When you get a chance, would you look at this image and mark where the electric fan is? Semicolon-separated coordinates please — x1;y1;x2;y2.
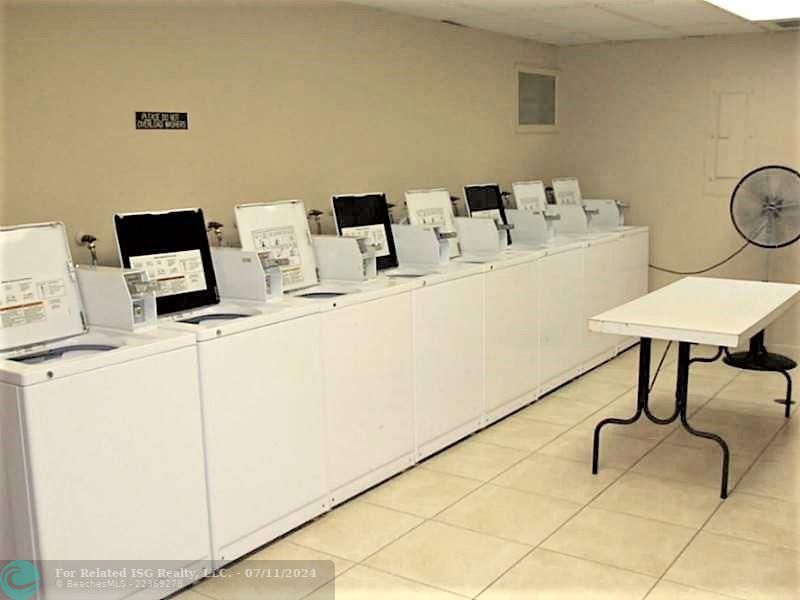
724;165;800;372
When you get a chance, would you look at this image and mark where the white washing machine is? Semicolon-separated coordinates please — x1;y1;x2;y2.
410;261;486;459
0;222;210;600
235;199;418;507
113;208;329;567
405;188;462;260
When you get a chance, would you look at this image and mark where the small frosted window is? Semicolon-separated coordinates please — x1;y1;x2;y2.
518;71;556;127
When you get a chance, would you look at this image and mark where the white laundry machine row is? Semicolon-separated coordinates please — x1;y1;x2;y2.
410;225;649;459
111;206;425;568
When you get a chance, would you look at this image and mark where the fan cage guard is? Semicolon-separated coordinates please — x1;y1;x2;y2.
730;164;800;250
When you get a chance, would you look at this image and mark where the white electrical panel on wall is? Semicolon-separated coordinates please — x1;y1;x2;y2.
705;88;755;196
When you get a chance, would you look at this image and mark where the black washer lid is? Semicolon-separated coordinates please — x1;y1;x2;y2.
114;208;219;315
331;193;399;271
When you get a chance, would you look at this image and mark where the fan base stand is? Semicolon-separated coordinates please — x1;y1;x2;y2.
723;331;797;372
723;330;796;418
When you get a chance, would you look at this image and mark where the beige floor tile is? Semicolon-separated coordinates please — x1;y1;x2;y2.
592;473;721;529
737;457;800;504
665;408;784;455
650;375;729;401
763;426;800;457
632;443;756;491
422;439;529;481
548;378;633;406
705;492;800;551
645;580;736;600
492;454;623;504
306;565;464;600
542;507;695;577
583;365;640;387
728;370;791;393
288;501;422;562
703;395;789;419
365;521;530;598
605;389;710;419
515;395;601;426
597;355;639;372
539;429;659;471
195;539;348;600
479;548;655;600
666;532;800;600
436;484;581;545
760;441;799;464
361;467;482;517
171;591;214;600
248;538;353;574
573;400;679;442
661;353;739;381
474;417;568;452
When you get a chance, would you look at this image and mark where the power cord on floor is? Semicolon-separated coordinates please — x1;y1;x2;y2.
649;341;672;392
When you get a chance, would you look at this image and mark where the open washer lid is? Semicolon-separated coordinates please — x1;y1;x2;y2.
512;180;548;213
331;193;399;271
114;208;220;315
404;188;461;258
235;199;319;292
463;183;512;245
0;222;87;353
552;177;583;206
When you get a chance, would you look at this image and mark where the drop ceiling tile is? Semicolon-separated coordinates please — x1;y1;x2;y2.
599;0;748;27
675;21;766;35
527;6;672;39
346;0;771;44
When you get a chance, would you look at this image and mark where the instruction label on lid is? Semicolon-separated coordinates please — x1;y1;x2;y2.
473;209;502;222
129;249;207;298
415;207;446;228
0;276;66;329
341;224;390;258
251;225;304;286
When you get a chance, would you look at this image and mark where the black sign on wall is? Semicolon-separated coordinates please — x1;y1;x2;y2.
135;112;188;130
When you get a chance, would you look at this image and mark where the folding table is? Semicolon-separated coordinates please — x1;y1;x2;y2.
588;277;800;498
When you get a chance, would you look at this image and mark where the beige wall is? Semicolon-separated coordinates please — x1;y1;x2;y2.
1;2;558;263
558;32;800;348
3;4;799;346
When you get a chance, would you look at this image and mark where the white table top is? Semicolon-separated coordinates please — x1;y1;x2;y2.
589;277;800;347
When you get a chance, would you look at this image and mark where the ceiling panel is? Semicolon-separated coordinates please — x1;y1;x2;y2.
600;0;754;27
345;0;769;45
521;6;673;39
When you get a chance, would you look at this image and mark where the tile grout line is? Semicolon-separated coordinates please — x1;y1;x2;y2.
285;380;615;594
282;359;786;599
470;372;657;599
292;370;641;598
640;369;795;598
182;356;790;600
654;580;751;600
361;367;685;596
491;368;737;599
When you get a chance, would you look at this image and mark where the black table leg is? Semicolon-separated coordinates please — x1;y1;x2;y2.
676;341;730;499
592;338;732;499
592;337;651;474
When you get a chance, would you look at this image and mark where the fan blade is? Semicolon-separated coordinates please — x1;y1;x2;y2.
731;166;800;248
